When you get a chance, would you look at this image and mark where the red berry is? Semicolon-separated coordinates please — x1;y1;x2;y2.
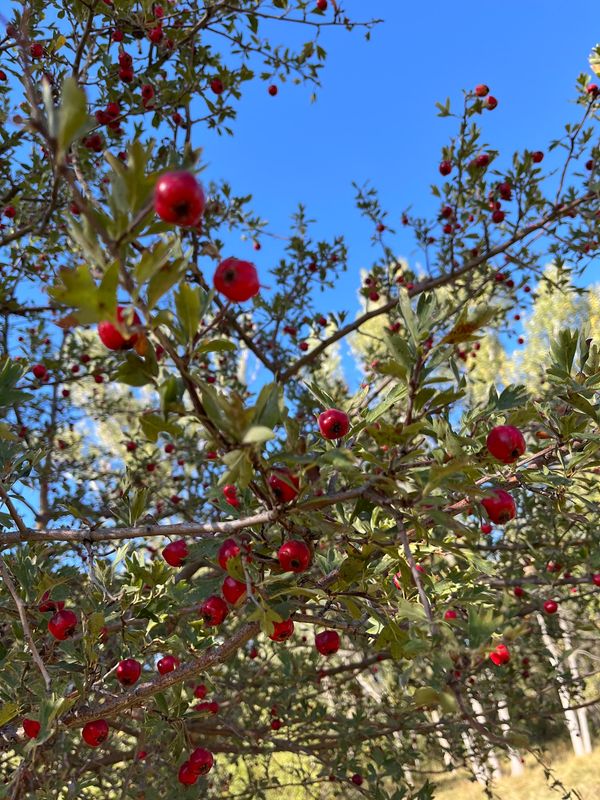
112;30;124;42
592;573;600;587
514;586;524;598
30;43;44;59
269;618;294;642
544;599;558;615
486;425;526;463
116;658;142;686
474;84;489;97
393;571;403;590
532;151;544;163
481;488;516;524
82;719;109;747
148;26;163;43
492;209;505;223
480;523;493;535
271;719;283;730
48;609;77;640
210;77;224;95
473;153;490;168
222;576;247;605
217;538;240;570
200;595;229;626
162;539;188;567
315;629;340;655
351;774;364;786
154;171;206;227
439;160;452;176
444;609;458;620
486;95;498;110
194;700;219;715
269;469;300;503
489;643;510;666
178;762;198;785
277;539;311;573
32;364;47;380
22;719;41;739
316;0;328;9
38;591;65;613
213;257;260;302
193;683;207;699
156;654;179;674
318;408;350;439
268;84;278;96
98;306;141;351
189;747;214;775
587;83;599;97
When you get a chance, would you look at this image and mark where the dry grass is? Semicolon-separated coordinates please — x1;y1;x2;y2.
433;744;600;799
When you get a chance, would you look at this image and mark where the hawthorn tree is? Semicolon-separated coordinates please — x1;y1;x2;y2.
0;1;600;798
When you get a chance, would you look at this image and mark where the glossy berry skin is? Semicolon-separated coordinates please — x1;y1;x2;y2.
486;95;498;110
474;83;489;97
351;774;364;786
268;84;278;96
210;77;224;94
271;719;282;730
23;719;41;739
222;575;247;605
532;150;544;163
178;762;198;785
48;609;77;640
481;488;516;524
194;700;219;715
269;618;294;642
481;523;493;535
115;658;142;686
193;683;207;699
156;654;179;675
189;747;214;775
316;0;328;8
154;171;206;227
439;160;452;176
218;537;240;570
269;469;300;503
32;364;47;379
489;643;510;666
213;257;259;302
444;609;458;620
82;719;109;747
592;574;600;587
200;595;229;626
486;425;526;463
318;408;350;439
162;539;188;567
277;539;312;573
98;306;141;350
315;629;340;655
544;599;558;615
514;586;525;598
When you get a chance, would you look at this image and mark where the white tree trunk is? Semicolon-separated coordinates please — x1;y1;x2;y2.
537;612;585;756
496;698;524;776
469;695;502;780
430;709;455;767
461;730;490;785
557;609;593;754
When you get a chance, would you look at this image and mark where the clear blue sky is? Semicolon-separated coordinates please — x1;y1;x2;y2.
200;0;600;318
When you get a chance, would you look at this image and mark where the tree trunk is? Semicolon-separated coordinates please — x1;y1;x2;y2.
557;609;593;754
496;698;524;776
469;695;502;780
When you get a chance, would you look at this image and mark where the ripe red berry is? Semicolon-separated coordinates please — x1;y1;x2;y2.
98;306;141;351
269;469;300;503
439;160;452;176
473;153;490;168
48;609;78;640
392;571;403;590
268;84;278;96
217;538;241;570
269;618;294;642
481;488;516;524
315;629;340;655
22;719;41;739
223;484;240;508
148;26;163;44
222;576;247;605
592;573;600;587
162;539;188;567
116;658;142;686
486;95;498;110
277;539;312;573
486;425;526;464
189;747;214;775
544;599;558;615
200;595;229;626
514;586;524;598
154;171;206;227
489;643;510;666
587;83;599;97
480;523;493;535
82;719;109;747
38;591;65;613
351;774;364;786
156;654;180;675
532;150;544;163
213;257;260;302
194;700;219;715
271;718;283;730
178;762;198;785
30;43;44;59
193;684;207;699
474;84;489;97
210;77;224;95
492;209;505;223
318;408;350;439
444;609;458;620
316;0;328;9
32;364;47;379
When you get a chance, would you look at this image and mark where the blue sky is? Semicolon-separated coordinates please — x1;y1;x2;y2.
200;0;600;318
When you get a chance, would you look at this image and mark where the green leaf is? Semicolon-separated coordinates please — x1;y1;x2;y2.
57;77;92;156
0;702;19;727
174;284;201;343
0;358;32;412
48;262;118;324
140;413;183;443
252;382;283;428
134;238;179;286
146;258;187;309
242;425;275;444
194;339;236;356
